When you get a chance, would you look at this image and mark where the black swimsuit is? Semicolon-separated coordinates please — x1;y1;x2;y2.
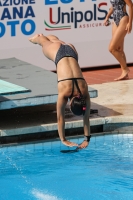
110;0;128;26
55;44;84;98
55;44;78;66
58;78;85;98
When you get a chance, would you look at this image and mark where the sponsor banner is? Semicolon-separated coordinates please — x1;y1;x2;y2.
0;0;132;70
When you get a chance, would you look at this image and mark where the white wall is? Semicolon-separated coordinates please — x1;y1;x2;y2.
0;0;132;70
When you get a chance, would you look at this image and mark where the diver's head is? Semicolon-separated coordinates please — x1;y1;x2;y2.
69;95;86;116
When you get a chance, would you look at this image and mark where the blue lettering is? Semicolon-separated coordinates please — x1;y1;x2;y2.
29;0;35;3
0;22;5;37
24;6;35;18
0;6;35;20
45;0;58;5
84;10;93;21
22;0;35;4
14;0;21;6
13;7;23;19
74;11;83;28
7;20;19;36
22;0;28;4
21;19;35;35
0;0;36;6
1;8;11;20
0;19;36;37
98;8;107;20
71;7;74;22
45;0;86;5
94;4;96;21
3;0;9;6
62;12;70;23
61;0;72;3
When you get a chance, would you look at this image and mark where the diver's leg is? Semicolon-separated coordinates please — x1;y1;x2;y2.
29;34;49;46
109;17;129;80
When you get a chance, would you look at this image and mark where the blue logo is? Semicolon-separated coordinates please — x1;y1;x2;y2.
45;0;86;5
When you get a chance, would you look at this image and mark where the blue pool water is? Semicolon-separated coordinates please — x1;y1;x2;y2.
0;134;133;200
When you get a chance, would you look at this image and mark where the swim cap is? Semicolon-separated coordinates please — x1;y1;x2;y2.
70;95;86;116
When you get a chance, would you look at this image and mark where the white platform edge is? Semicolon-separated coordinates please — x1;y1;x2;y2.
0;89;98;110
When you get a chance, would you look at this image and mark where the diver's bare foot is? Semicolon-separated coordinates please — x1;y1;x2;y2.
114;69;130;81
114;74;129;81
29;34;43;45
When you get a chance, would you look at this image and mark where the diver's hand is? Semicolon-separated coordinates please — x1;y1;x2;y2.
104;18;111;26
78;140;89;149
62;140;78;147
125;23;132;34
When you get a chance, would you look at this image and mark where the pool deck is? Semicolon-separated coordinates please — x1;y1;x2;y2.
0;59;133;143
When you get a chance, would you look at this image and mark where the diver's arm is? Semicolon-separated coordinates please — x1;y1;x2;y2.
79;93;91;149
57;94;66;142
125;0;133;33
106;6;114;19
104;6;113;26
57;94;78;147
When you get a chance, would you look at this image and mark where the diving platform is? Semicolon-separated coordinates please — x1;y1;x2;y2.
0;58;98;110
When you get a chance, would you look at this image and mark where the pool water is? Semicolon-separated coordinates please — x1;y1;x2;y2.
0;134;133;200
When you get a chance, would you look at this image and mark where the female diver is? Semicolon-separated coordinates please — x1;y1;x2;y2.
29;34;91;149
104;0;133;81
